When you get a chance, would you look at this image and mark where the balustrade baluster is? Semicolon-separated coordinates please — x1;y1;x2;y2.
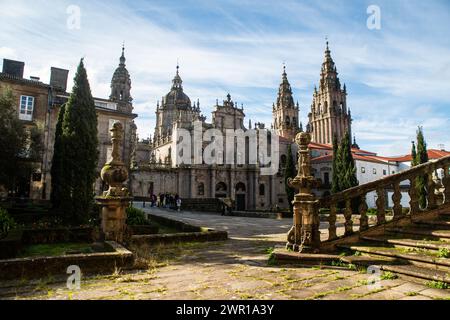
408;176;419;215
443;165;450;205
328;204;337;240
427;166;438;210
376;188;386;224
392;182;403;218
359;194;369;231
344;198;353;236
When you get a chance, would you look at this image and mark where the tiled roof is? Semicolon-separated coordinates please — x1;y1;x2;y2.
0;72;49;89
311;153;389;165
383;149;450;162
309;141;377;156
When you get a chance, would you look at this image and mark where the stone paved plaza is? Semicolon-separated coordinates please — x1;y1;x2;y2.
0;205;449;300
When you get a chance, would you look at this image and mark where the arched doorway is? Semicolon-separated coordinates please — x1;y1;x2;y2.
215;182;227;198
235;182;246;211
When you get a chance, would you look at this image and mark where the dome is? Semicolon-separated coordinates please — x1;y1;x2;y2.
163;66;191;110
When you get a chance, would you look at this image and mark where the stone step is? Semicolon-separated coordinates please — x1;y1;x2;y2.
386;227;450;241
381;264;450;284
337;244;450;272
413;220;450;229
361;235;450;251
340;254;400;266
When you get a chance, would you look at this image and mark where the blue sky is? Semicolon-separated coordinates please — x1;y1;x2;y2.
1;0;450;156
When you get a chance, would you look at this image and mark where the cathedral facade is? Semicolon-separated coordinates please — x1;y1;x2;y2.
130;65;295;211
129;42;357;211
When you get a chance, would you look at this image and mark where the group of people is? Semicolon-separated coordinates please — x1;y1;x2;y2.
148;193;182;212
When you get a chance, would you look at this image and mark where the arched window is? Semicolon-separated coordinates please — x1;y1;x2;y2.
236;182;246;193
259;184;265;196
216;182;227;193
324;101;328;113
286;116;290;125
293;117;297;127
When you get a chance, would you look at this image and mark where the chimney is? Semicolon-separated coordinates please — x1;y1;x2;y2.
2;59;25;78
50;67;69;92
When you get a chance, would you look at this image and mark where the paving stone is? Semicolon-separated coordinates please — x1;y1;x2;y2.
419;288;450;299
390;282;428;294
399;295;433;300
2;208;446;300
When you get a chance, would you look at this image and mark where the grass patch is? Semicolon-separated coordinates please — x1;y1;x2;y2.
380;271;398;280
437;248;450;258
405;291;419;296
18;243;93;258
426;280;449;290
268;253;277;266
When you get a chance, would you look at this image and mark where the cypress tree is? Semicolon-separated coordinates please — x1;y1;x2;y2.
411;141;418;167
331;135;340;194
338;132;358;191
284;144;296;214
50;104;66;211
61;59;99;224
415;126;428;209
337;132;359;212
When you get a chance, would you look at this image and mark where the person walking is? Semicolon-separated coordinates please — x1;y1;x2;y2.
176;197;182;212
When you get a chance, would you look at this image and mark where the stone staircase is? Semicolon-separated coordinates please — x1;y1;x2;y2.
307;155;450;285
335;209;450;284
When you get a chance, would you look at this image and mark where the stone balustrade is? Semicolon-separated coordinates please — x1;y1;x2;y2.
319;155;450;242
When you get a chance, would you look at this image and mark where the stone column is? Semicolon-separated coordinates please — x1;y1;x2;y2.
96;122;131;243
286;132;321;253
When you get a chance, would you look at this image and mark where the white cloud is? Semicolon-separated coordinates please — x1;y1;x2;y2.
1;0;449;157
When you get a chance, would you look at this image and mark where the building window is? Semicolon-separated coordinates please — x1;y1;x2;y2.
278;198;284;204
361;167;366;174
280;155;287;168
198;183;205;196
373;168;377;174
383;169;387;175
392;171;396;174
324;172;330;186
259;184;265;196
19;95;34;121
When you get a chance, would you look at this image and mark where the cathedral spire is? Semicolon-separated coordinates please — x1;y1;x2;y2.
120;44;126;66
272;64;299;141
110;44;132;109
308;41;350;145
172;64;183;90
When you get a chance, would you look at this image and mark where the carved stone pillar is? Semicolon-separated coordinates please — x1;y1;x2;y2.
96;122;131;243
286;132;321;253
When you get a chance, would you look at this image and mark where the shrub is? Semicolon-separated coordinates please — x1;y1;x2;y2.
126;206;148;226
0;208;16;239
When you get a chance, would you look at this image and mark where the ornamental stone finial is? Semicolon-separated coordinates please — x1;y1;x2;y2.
100;122;129;197
286;131;321;253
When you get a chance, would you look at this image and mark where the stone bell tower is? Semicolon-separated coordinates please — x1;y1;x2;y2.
308;41;352;145
110;45;133;113
273;65;300;141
